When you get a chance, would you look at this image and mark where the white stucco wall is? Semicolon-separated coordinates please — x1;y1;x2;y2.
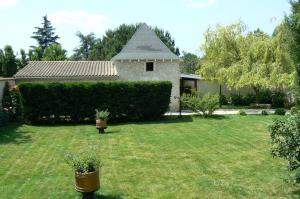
115;60;180;111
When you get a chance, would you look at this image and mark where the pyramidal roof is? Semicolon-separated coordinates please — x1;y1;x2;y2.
111;24;180;61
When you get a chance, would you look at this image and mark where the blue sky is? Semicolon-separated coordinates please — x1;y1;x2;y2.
0;0;291;57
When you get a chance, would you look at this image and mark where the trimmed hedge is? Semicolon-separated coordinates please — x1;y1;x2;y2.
18;81;172;124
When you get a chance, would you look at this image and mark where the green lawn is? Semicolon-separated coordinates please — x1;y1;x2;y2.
0;116;299;198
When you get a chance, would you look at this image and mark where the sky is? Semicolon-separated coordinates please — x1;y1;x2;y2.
0;0;292;57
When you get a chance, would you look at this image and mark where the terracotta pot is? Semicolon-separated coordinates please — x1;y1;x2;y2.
96;119;107;129
75;169;100;193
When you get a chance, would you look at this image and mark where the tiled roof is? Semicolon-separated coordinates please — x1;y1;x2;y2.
15;61;118;80
111;24;180;61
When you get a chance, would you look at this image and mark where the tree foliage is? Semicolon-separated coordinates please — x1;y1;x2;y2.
42;44;67;61
180;51;200;74
31;15;60;51
72;32;96;60
17;49;28;69
286;0;300;104
73;23;180;61
0;45;17;77
199;22;295;102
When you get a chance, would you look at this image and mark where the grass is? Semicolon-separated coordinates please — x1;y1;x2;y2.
0;115;299;198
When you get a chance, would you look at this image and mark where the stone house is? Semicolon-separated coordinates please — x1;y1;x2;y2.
14;24;181;111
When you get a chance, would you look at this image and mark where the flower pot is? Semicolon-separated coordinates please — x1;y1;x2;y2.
96;119;107;129
75;169;100;193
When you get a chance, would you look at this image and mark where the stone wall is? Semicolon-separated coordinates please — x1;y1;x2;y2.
115;60;180;111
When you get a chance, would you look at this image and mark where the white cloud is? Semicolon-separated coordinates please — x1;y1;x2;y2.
186;0;216;8
0;0;16;8
49;10;111;33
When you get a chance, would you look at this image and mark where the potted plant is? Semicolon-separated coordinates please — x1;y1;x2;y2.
95;109;110;133
65;151;102;195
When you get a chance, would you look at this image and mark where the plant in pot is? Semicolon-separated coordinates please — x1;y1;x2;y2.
95;109;110;133
65;151;102;198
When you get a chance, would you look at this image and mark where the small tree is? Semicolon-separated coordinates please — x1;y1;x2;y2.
181;91;219;117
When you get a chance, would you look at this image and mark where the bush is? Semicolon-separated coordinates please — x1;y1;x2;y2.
230;93;255;106
271;90;286;108
261;110;269;116
257;90;272;104
238;110;247;116
275;108;286;115
220;94;228;105
95;109;110;120
290;107;299;115
0;110;9;127
65;151;102;173
181;92;219;117
269;112;300;183
2;82;22;122
18;81;172;124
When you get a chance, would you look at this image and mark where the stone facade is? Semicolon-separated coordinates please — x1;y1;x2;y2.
115;60;180;111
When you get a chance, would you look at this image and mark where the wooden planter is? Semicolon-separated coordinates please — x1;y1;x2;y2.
75;169;100;193
96;119;107;129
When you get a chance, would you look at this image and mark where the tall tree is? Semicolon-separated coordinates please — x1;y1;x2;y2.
71;32;96;60
31;15;60;51
88;23;180;60
0;49;4;76
42;44;67;61
17;49;28;69
1;45;17;77
180;51;200;74
199;22;294;102
286;0;300;104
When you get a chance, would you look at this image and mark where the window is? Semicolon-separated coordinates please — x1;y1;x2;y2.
146;62;154;72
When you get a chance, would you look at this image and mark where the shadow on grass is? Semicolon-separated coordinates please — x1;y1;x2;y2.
192;115;229;120
94;194;123;199
0;123;31;145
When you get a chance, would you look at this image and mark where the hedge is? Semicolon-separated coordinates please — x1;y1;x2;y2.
18;81;172;124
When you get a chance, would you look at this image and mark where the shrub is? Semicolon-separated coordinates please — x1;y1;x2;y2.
275;108;286;115
238;110;247;116
261;110;269;116
0;110;9;127
290;107;299;115
230;94;243;106
181;92;219;117
95;109;110;120
230;93;255;106
269;112;300;183
220;94;228;105
257;90;272;104
271;90;287;108
244;94;256;105
18;81;172;124
65;151;102;173
2;82;22;122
